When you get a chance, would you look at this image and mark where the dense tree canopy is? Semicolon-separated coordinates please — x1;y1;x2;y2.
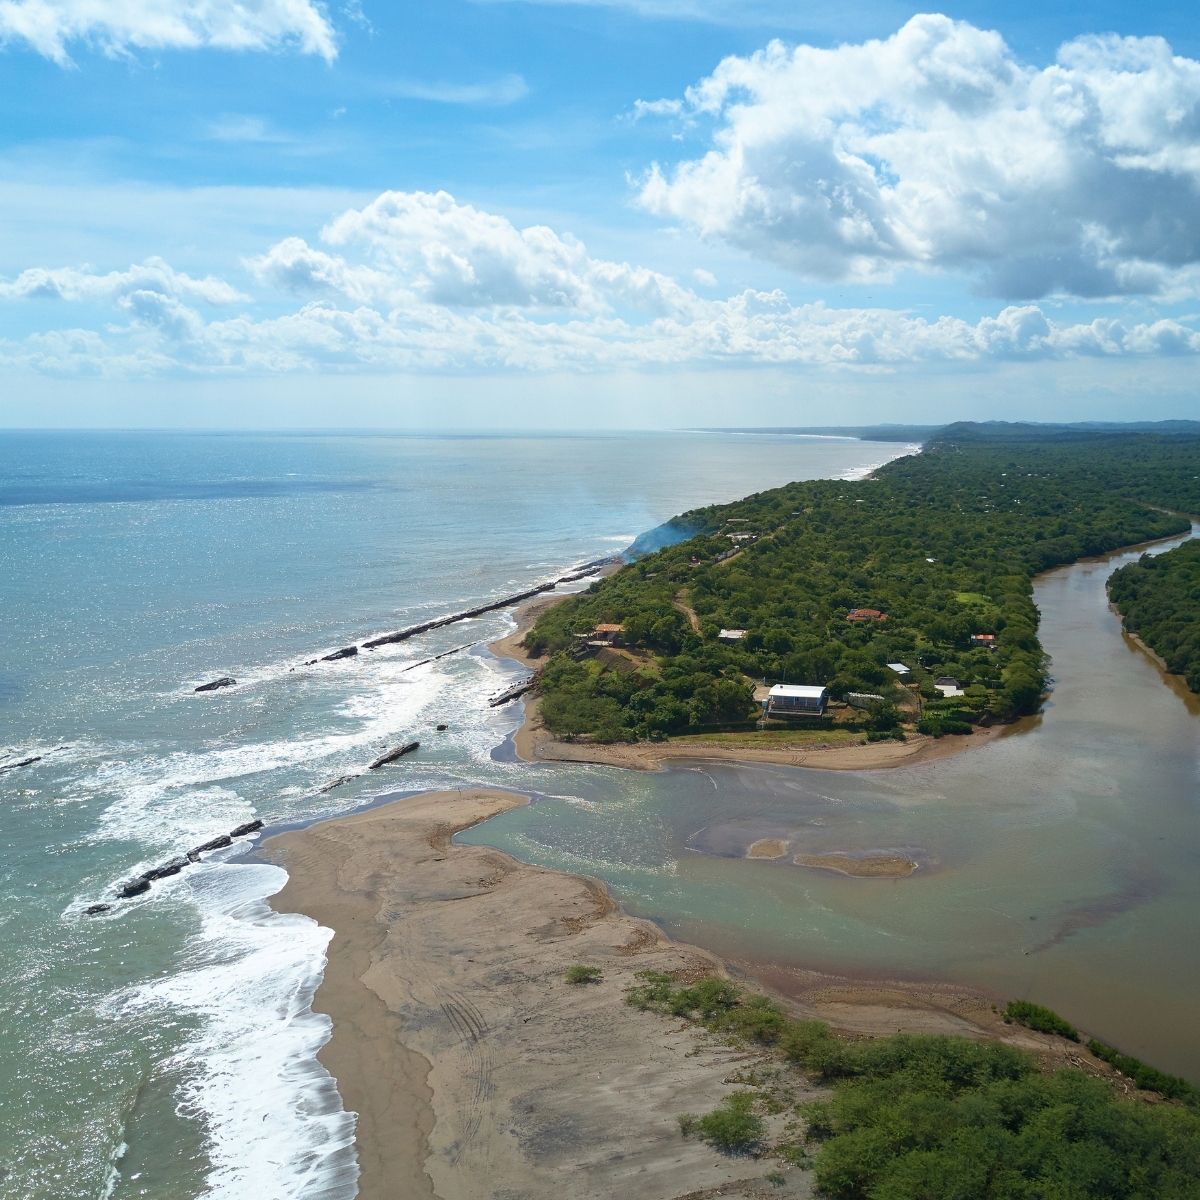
527;431;1199;741
1109;539;1200;694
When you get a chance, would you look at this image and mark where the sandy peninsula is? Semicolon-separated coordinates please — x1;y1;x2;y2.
492;595;1010;774
266;789;814;1200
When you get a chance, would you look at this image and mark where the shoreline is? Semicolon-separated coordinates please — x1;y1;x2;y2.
264;789;819;1199
266;789;1106;1200
490;593;1016;773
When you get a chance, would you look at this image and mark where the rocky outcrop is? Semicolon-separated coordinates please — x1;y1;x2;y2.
0;755;41;772
368;741;420;769
85;903;111;916
143;856;189;881
304;646;359;666
187;834;233;861
319;774;358;793
488;674;539;707
108;819;264;903
194;677;236;693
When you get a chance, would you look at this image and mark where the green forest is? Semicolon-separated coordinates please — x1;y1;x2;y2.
1108;539;1200;694
524;428;1200;743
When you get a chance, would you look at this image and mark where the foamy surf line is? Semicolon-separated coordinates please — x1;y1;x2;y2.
111;861;358;1200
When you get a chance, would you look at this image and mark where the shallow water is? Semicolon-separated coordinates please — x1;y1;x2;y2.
0;429;902;1200
463;528;1200;1079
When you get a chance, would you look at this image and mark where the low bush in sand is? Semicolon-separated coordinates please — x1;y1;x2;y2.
565;964;603;985
1003;999;1080;1041
679;1092;765;1155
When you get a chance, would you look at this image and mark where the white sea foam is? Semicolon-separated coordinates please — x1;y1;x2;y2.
116;862;358;1200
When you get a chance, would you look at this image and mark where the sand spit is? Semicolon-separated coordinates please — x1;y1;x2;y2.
746;838;789;860
791;852;920;878
266;790;809;1200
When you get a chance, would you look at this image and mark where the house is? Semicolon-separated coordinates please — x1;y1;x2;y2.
718;629;747;642
847;608;888;622
765;684;828;717
887;662;912;678
934;676;963;698
591;623;624;643
970;633;997;648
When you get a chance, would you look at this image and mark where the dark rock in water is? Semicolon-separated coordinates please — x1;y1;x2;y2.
0;755;42;773
229;819;264;838
436;723;448;731
117;878;151;899
320;774;358;793
143;856;189;881
85;903;111;916
369;741;420;769
195;676;236;693
187;834;234;861
322;646;359;662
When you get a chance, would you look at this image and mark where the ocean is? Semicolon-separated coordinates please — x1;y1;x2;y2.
0;429;906;1200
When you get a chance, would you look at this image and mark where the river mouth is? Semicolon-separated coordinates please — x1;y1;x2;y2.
463;526;1200;1081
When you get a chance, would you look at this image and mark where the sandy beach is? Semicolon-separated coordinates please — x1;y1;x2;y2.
266;789;816;1200
492;595;1014;773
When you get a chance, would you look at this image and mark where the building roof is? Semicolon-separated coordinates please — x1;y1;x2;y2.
768;684;828;699
934;676;959;686
718;628;747;639
593;623;624;634
971;632;996;641
847;607;888;620
887;662;911;673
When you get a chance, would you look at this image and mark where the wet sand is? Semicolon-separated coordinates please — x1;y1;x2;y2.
266;789;819;1200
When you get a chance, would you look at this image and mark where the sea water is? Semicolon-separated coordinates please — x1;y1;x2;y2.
0;429;905;1200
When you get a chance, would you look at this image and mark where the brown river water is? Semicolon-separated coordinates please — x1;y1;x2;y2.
465;527;1200;1078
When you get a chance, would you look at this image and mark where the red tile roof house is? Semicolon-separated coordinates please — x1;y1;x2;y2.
846;608;889;622
971;633;997;647
591;623;624;642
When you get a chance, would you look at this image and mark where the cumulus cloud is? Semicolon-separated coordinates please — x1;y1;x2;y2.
0;258;247;304
3;190;1199;377
252;189;701;315
0;0;337;65
634;15;1200;300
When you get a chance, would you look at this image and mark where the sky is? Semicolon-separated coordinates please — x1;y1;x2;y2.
0;0;1198;428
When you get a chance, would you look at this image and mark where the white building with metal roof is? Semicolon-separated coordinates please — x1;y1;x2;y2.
765;683;828;716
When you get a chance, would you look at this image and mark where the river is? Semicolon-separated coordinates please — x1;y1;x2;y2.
462;526;1200;1079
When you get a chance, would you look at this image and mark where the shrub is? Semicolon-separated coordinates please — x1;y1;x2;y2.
693;1092;765;1155
1003;999;1079;1041
565;964;602;985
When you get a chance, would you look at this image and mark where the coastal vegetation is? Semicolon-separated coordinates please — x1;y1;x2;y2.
629;971;1200;1197
564;963;603;984
526;428;1200;743
1107;538;1200;694
1002;999;1080;1042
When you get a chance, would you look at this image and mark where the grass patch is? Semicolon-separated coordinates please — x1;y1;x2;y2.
679;1091;765;1155
668;728;865;749
1003;999;1080;1041
565;964;603;985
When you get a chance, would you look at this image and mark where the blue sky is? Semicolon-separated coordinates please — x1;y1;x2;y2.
1;0;1198;428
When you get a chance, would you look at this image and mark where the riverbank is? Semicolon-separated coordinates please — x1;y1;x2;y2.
491;595;1012;772
267;789;1119;1200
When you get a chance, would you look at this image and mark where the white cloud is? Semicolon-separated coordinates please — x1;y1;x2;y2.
0;258;246;304
635;15;1200;300
0;0;337;65
251;189;701;315
4;191;1199;378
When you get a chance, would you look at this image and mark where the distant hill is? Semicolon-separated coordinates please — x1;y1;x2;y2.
700;421;1200;445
